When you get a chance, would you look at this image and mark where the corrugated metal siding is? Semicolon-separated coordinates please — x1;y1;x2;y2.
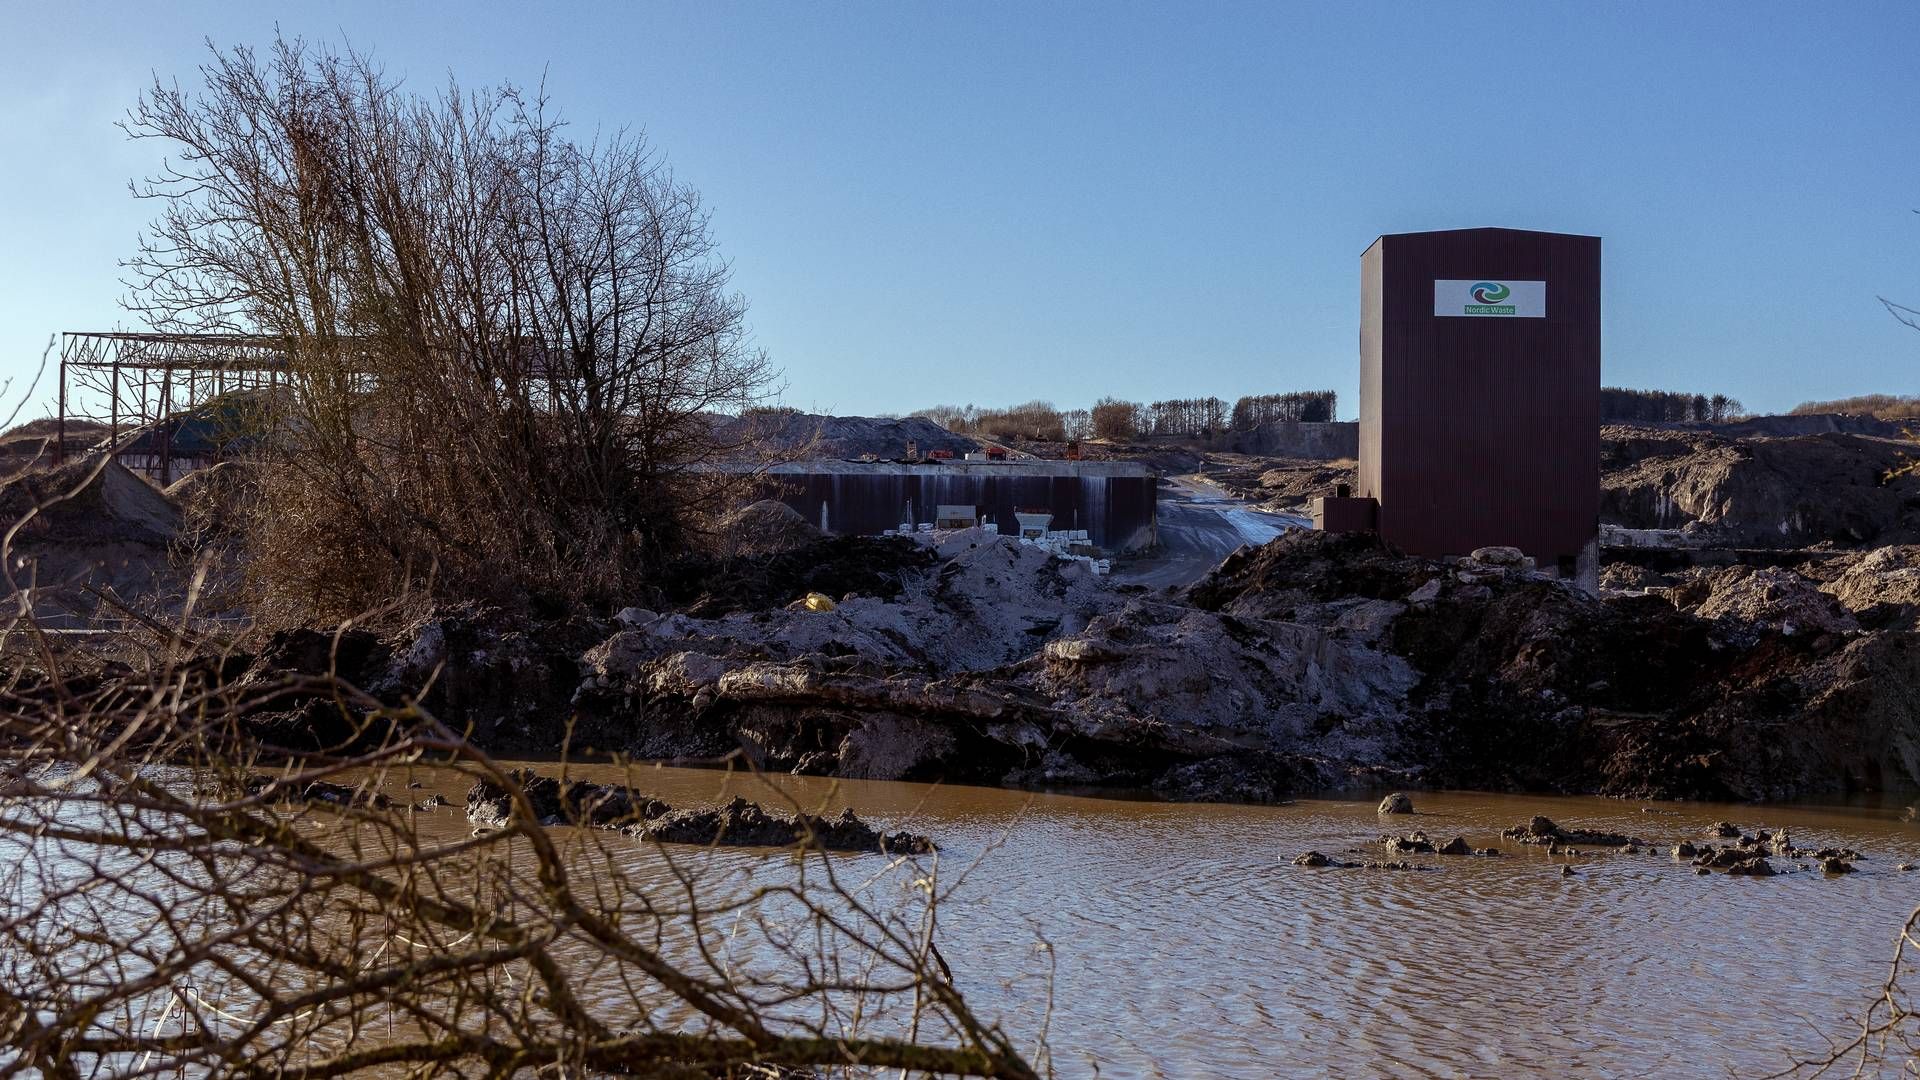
1358;239;1385;500
1359;227;1601;562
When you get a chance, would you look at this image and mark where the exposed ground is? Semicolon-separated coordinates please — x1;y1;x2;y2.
0;453;186;627
208;522;1920;807
16;415;1920;808
1599;423;1920;547
1112;475;1308;588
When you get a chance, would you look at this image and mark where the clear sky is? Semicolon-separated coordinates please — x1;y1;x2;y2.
4;2;1918;421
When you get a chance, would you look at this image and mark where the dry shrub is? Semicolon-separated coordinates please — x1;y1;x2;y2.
124;37;775;626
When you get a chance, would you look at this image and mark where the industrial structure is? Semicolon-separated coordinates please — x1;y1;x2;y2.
752;458;1158;552
50;332;344;483
1317;227;1602;584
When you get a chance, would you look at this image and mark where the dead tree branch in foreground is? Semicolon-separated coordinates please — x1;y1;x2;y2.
0;621;1044;1078
1771;903;1920;1077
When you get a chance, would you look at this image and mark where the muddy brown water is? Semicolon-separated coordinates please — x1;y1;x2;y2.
396;764;1920;1078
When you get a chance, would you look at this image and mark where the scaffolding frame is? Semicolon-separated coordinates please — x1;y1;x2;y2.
55;332;375;485
56;330;584;484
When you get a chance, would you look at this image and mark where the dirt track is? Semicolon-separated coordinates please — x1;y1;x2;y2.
1112;475;1308;588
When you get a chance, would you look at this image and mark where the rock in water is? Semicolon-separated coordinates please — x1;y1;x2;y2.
1437;836;1472;856
1378;792;1414;814
464;770;933;854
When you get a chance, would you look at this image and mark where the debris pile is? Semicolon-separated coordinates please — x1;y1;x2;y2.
1677;566;1859;637
465;769;934;854
708;412;981;460
558;524;1920;802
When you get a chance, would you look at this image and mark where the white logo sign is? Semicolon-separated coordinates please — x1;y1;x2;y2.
1434;279;1546;318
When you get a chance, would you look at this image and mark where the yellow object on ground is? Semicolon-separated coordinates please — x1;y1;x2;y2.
802;592;836;612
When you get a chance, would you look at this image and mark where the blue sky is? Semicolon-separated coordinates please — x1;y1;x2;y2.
4;2;1918;421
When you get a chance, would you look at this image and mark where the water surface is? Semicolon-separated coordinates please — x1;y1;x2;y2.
407;764;1920;1078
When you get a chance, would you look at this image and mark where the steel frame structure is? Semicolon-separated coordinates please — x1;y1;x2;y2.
57;331;583;484
55;332;378;484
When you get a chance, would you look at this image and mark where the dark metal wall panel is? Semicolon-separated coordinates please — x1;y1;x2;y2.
1358;240;1385;500
1360;227;1601;563
754;471;1158;551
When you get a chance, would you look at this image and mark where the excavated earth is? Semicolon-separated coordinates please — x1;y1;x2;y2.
17;427;1920;807
1599;423;1920;547
249;525;1920;806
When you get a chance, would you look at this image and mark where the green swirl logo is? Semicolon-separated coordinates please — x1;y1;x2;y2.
1470;281;1510;304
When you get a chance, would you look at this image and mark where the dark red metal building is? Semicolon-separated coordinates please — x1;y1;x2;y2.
1347;227;1601;579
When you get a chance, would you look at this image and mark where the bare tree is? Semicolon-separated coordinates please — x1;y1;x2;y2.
1228;392;1337;431
971;402;1064;443
1599;387;1741;424
1060;409;1091;442
1774;904;1920;1076
1088;398;1139;442
913;405;977;433
122;37;776;623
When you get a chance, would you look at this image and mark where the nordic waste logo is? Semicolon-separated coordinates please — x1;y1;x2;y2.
1466;281;1515;314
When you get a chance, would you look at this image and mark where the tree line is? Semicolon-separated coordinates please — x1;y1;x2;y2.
917;390;1339;443
1789;393;1920;419
1600;387;1744;424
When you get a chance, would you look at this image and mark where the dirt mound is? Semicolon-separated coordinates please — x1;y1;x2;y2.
711;499;824;557
236;520;1920;807
0;418;113;465
1187;530;1436;619
1257;462;1355;501
599;528;1119;679
1621;413;1912;439
0;453;184;624
1203;455;1356;509
1176;531;1920;801
0;452;179;547
1598;561;1672;594
1600;428;1920;547
1227;420;1358;459
1819;546;1920;626
1678;566;1860;637
653;534;935;618
711;411;980;460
